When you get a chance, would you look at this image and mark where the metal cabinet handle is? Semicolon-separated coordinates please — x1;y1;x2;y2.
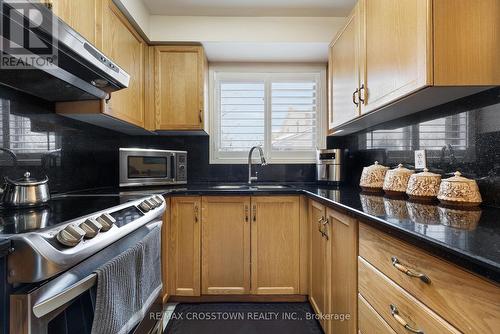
390;304;424;334
392;256;431;284
352;88;359;107
199;110;203;123
252;205;257;222
194;204;199;223
321;217;329;240
359;84;365;104
244;205;249;222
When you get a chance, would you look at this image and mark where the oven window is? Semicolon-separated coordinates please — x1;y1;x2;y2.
127;156;167;178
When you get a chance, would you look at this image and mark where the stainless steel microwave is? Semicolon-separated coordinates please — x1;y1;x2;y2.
119;148;187;187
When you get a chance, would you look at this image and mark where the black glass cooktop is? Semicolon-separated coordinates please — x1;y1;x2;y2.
0;194;145;235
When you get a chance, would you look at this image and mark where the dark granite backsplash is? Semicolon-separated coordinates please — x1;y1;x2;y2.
0;86;315;193
328;87;500;208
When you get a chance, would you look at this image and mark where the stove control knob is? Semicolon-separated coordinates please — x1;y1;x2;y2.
139;200;151;212
154;195;164;205
146;198;158;208
96;213;116;232
79;218;102;238
57;224;86;247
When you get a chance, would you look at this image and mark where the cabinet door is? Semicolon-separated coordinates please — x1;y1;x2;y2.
201;196;251;295
309;200;331;333
154;46;205;130
251;196;300;294
328;208;358;334
50;0;98;45
169;196;201;296
361;0;430;114
100;0;146;128
328;4;361;130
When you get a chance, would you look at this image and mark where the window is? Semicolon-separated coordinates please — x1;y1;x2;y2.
362;112;472;163
0;100;59;165
209;64;326;164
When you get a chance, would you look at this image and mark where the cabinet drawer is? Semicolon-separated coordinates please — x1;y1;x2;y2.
359;223;500;334
358;293;396;334
358;257;460;334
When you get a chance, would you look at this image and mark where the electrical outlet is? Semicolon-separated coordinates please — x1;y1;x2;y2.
414;150;427;169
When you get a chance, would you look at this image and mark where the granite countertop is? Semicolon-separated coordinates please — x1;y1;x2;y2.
151;183;500;283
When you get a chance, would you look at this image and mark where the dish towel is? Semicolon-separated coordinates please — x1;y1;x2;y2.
91;226;162;334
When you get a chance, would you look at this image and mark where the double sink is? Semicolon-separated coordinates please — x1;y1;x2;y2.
211;185;290;190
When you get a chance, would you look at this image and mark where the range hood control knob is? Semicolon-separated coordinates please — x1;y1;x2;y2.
79;218;102;238
96;213;116;232
139;201;151;212
57;224;86;247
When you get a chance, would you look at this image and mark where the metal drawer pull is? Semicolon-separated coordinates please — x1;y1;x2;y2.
392;256;431;284
390;304;424;334
244;205;249;222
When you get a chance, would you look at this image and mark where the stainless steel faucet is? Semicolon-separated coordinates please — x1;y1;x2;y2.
248;145;267;184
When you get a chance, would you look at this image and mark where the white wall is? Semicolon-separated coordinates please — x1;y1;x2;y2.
113;1;346;61
148;16;344;43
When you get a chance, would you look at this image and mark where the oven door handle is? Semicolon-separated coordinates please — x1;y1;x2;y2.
32;274;97;318
30;219;162;319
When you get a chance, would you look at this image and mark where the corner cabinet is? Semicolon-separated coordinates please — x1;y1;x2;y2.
328;0;500;134
152;46;207;131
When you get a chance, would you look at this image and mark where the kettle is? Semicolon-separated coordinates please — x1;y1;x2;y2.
1;172;50;208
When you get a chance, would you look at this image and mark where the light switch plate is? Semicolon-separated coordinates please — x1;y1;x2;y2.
414;150;427;169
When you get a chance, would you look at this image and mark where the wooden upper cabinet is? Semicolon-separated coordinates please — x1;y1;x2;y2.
309;200;331;333
328;0;500;131
361;0;430;114
153;46;206;130
169;196;201;296
201;196;251;295
99;0;146;128
433;0;500;85
49;0;99;45
251;196;300;295
328;2;361;131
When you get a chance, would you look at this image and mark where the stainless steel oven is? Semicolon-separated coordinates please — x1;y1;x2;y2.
119;148;187;187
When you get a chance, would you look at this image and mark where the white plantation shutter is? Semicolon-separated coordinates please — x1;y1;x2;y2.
210;66;325;164
271;82;317;152
219;82;265;152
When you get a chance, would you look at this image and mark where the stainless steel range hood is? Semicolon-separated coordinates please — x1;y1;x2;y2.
0;0;130;101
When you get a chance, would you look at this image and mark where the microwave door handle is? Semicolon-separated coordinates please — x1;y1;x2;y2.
170;155;176;181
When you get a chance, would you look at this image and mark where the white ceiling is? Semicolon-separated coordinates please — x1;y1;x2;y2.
203;42;329;62
142;0;355;17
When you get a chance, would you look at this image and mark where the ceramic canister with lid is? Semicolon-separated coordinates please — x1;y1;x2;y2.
383;164;414;195
437;171;482;207
359;161;389;192
406;168;442;201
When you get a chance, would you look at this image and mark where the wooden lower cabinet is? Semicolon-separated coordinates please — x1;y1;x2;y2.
309;200;358;334
329;208;358;334
201;196;251;295
167;195;302;297
309;200;331;333
358;294;396;334
169;196;201;296
251;196;301;294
